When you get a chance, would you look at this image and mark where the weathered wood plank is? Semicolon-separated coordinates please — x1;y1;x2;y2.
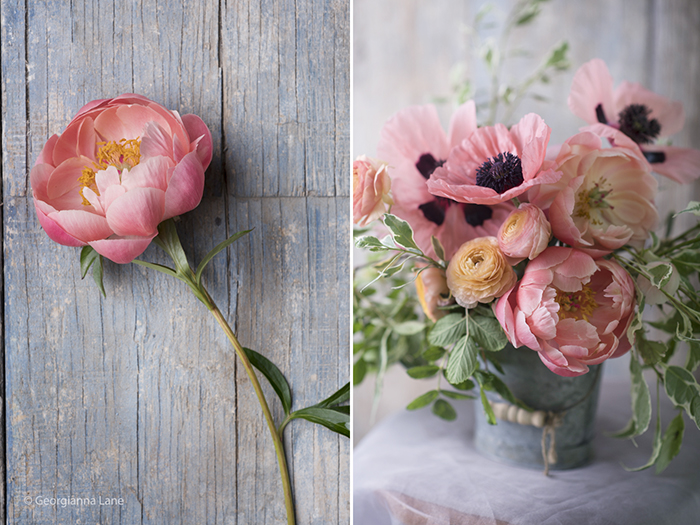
3;0;349;523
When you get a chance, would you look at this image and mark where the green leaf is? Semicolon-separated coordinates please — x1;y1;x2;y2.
624;396;663;472
315;382;349;408
407;390;439;410
91;254;106;298
674;201;700;217
611;356;651;438
664;366;700;429
475;370;529;410
431;235;446;261
422;346;446;362
637;336;667;366
355;235;390;252
155;219;191;275
428;313;467;347
655;412;685;474
449;378;475;391
647;262;674;289
479;387;497;425
470;315;508;352
544;41;570;69
626;294;646;345
353;358;367;386
432;399;457;421
392;320;426;336
441;390;476;400
289;407;349;437
445;335;478;384
686;341;700;372
243;347;292;416
195;229;252;285
80;245;100;279
132;259;178;278
383;214;421;253
406;365;440;379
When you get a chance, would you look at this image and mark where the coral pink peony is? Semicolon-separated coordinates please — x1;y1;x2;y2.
497;203;551;264
535;131;658;258
31;94;213;264
427;113;562;205
377;102;513;259
568;58;700;184
495;247;636;377
353;155;393;227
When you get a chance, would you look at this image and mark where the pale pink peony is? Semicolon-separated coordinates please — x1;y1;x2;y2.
377;102;513;259
534;131;658;258
31;94;213;264
446;237;516;309
427;113;562;205
497;203;551;264
353;155;393;227
568;58;700;184
415;266;450;322
495;247;636;377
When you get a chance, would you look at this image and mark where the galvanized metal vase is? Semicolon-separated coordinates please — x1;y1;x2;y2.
474;344;602;470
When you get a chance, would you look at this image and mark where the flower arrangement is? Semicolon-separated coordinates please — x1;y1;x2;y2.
32;94;349;524
353;1;700;474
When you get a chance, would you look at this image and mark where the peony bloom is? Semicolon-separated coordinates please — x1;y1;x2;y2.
415;266;450;322
495;247;636;377
31;94;213;264
497;203;551;264
446;237;516;309
537;131;658;258
377;102;513;259
568;58;700;184
427;113;562;205
353;155;393;227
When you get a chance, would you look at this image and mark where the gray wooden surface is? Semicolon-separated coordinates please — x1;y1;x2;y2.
1;1;349;523
353;0;700;444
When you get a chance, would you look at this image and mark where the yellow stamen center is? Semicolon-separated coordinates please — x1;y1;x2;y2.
574;181;613;225
555;284;598;322
78;138;141;206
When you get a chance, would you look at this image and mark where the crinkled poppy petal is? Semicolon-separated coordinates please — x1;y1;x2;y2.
568;59;615;125
163;151;205;219
377;105;451;165
50;209;115;242
106;187;165;237
89;235;156;264
614;81;685;137
646;146;700;184
446;100;477;147
509;113;551;180
182;113;213;169
34;199;86;247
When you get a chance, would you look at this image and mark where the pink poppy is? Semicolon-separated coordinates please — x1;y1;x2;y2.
426;113;562;206
495;247;636;377
568;59;700;184
535;131;658;258
377;102;512;259
31;94;212;264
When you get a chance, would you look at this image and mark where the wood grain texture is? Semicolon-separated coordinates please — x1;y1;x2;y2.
1;0;349;523
353;0;700;444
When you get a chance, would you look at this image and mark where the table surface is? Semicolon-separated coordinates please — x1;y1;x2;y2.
1;1;349;523
354;379;700;525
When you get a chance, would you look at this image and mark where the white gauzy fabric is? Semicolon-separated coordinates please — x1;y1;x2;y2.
353;380;700;525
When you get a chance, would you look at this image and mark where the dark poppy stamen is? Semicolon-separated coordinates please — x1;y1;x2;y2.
418;201;446;225
618;104;661;145
475;152;524;194
643;151;666;164
415;153;445;179
595;104;607;124
463;204;493;227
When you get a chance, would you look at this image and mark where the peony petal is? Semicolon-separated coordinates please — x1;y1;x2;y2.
52;121;83;166
121;156;173;192
95;165;123;196
140;121;174;159
36;134;60;167
76;117;97;160
89;235;156;264
34;199;86;247
163;151;205;219
46;156;94;200
30;163;54;201
50;209;115;242
115;104;171;140
182;113;213;169
568;59;615;125
106;187;165;237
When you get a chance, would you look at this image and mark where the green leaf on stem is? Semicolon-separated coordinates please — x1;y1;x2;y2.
315;382;350;408
663;366;700;429
673;201;700;217
422;346;446;362
155;219;191;275
392;320;426;336
432;399;457;421
655;412;685;474
383;214;421;253
429;313;467;347
80;245;99;278
407;390;439;410
647;262;674;289
431;235;446;262
445;335;478;384
243;347;293;416
355;235;391;252
624;392;662;472
406;365;440;379
132;259;178;278
92;254;106;297
288;407;349;438
611;355;651;438
449;378;475;391
475;370;530;410
686;341;700;372
195;229;253;285
479;386;497;425
441;390;476;400
470;315;508;351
